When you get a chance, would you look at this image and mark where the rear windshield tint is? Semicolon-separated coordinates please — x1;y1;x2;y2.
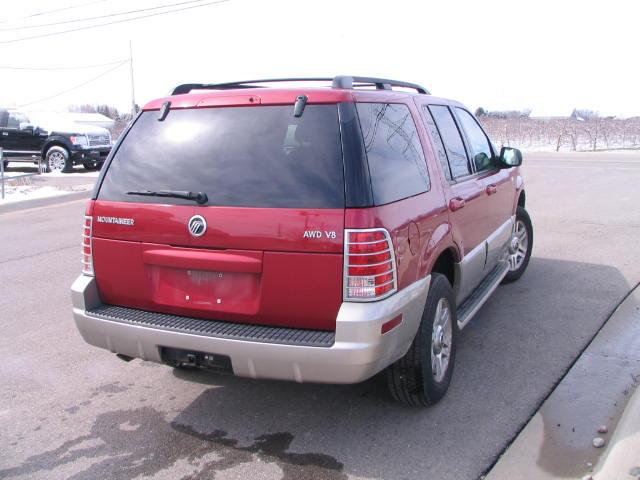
98;105;345;208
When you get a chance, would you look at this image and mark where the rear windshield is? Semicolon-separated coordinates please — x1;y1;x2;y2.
98;105;345;208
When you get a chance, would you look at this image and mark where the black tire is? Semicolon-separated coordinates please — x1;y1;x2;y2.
45;146;73;173
386;273;458;407
82;161;101;171
502;206;533;283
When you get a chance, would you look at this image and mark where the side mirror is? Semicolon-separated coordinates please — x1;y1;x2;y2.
499;146;523;168
19;122;35;134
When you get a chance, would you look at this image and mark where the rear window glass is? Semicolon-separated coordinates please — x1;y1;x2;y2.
98;105;344;208
356;103;430;205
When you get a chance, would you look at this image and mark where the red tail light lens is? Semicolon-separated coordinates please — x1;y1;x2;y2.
344;228;397;301
81;216;94;276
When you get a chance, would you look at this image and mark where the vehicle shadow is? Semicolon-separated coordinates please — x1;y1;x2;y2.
161;256;632;479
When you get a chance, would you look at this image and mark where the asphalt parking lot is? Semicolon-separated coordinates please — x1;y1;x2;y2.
1;151;639;480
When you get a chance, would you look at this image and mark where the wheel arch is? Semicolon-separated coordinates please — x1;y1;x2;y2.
418;221;460;288
517;189;526;209
429;247;459;288
41;138;71;158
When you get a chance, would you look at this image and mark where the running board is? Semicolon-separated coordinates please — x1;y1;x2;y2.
457;261;509;330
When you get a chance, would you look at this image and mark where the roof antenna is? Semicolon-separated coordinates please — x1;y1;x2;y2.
158;101;171;121
293;95;308;117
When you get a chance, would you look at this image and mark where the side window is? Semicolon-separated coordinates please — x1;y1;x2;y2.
421;105;451;181
6;111;28;129
428;105;471;179
6;113;20;129
455;108;495;172
0;110;8;128
356;103;430;205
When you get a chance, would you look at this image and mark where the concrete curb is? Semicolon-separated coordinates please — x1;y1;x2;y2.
0;189;91;214
486;284;640;480
593;386;640;479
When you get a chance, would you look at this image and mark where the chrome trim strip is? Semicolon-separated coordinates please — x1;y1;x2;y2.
346;238;388;245
81;216;94;276
346;269;394;279
346;259;392;268
1;150;40;154
347;248;391;256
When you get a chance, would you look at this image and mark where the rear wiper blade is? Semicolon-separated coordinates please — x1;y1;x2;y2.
126;190;208;205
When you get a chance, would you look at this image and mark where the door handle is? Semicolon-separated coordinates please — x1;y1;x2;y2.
486;184;497;195
449;197;466;212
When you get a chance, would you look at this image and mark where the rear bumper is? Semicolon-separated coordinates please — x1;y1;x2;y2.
71;275;430;384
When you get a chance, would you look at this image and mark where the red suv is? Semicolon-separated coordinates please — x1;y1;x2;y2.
71;76;532;406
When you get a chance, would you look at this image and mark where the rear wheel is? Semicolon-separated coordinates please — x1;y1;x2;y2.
45;146;72;173
503;206;533;283
386;273;457;407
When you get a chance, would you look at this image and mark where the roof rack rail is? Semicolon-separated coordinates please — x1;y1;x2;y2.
332;76;429;94
171;76;429;96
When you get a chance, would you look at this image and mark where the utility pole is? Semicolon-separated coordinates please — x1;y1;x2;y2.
129;40;136;117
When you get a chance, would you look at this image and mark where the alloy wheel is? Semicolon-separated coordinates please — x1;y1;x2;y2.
431;297;453;382
48;151;66;172
508;220;529;271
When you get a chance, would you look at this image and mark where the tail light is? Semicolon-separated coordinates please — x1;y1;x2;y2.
344;228;397;301
81;216;94;276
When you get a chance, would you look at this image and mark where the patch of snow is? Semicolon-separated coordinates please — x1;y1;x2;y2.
43;170;100;178
0;183;93;204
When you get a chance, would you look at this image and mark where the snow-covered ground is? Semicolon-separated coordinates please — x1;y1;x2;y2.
0;184;91;204
39;170;100;179
0;169;96;205
513;142;640;153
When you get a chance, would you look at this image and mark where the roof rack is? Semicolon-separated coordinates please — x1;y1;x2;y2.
171;76;430;96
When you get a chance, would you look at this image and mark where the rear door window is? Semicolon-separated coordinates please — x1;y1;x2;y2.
455;107;496;173
421;106;451;181
428;105;471;179
356;103;430;205
98;105;345;208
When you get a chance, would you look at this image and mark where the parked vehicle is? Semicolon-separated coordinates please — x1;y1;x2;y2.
0;108;112;172
71;76;533;406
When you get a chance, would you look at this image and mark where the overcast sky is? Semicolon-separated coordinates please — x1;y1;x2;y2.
1;0;638;117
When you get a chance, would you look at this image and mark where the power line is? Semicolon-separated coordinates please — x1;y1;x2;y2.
0;59;127;71
0;0;230;44
18;60;128;107
0;0;216;31
0;0;108;24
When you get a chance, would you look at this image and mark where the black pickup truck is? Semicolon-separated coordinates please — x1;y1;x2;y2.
0;108;112;173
